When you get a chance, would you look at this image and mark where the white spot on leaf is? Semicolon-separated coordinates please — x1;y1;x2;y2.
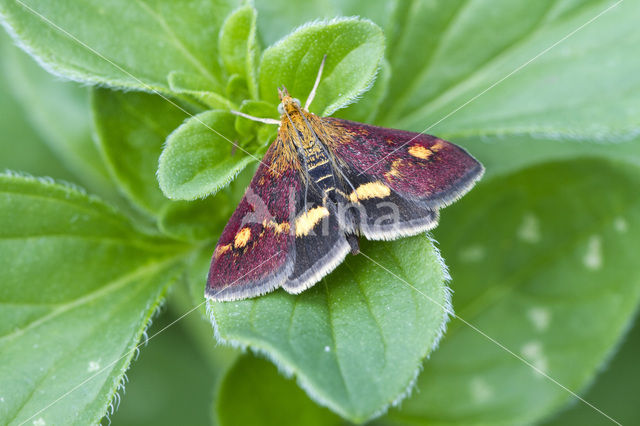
459;245;485;262
88;361;100;372
470;377;493;403
614;217;628;233
324;346;331;352
33;419;46;426
583;235;603;270
518;213;541;243
527;307;551;332
521;341;548;376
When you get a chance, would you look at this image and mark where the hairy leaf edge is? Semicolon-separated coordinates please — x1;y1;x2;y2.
258;16;386;116
206;234;452;423
0;10;169;94
98;265;183;424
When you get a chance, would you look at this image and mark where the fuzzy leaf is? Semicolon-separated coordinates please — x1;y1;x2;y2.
216;354;342;426
157;110;254;200
254;0;396;47
234;100;275;138
109;295;238;426
0;32;113;196
92;89;187;215
544;316;640;426
0;175;186;425
158;196;231;242
165;166;255;247
335;58;390;123
382;159;640;425
378;0;640;142
92;89;236;240
259;17;385;116
219;5;259;100
209;235;449;422
0;0;237;92
167;70;235;110
0;34;73;180
455;133;640;182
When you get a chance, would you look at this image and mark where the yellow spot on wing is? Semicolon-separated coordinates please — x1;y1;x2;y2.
349;181;391;203
431;140;445;152
214;244;232;259
385;159;404;179
234;227;251;248
408;145;433;159
262;220;290;234
273;222;290;234
295;206;329;237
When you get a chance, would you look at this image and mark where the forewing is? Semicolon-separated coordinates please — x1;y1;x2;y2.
326;117;483;239
329;117;484;207
206;142;299;301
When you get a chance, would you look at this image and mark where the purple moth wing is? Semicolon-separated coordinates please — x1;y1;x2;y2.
325;117;484;239
205;141;299;301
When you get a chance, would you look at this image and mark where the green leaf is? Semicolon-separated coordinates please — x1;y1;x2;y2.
379;0;640;142
335;57;390;123
543;316;640;426
225;73;251;105
219;5;259;100
0;174;187;425
253;0;396;47
92;88;236;240
0;31;114;196
157;110;254;200
109;302;235;426
234;100;277;138
216;354;342;426
0;0;237;92
163;165;255;245
455;133;640;182
169;273;240;369
209;235;450;422
167;71;235;110
383;159;640;425
258;17;385;116
0;33;74;180
91;88;187;215
186;246;219;315
158;196;231;242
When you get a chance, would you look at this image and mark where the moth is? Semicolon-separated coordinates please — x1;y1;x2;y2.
206;57;483;301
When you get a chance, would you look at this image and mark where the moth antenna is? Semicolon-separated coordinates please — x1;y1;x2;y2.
304;54;327;111
231;110;280;125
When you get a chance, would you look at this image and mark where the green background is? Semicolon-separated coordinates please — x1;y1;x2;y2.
1;0;638;425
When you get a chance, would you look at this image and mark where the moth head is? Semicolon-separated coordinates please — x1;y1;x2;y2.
277;86;301;115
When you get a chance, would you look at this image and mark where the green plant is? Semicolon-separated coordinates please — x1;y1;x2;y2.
0;1;639;425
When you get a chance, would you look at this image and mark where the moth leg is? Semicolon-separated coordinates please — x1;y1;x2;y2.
346;233;360;255
304;54;327;111
231;110;280;125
